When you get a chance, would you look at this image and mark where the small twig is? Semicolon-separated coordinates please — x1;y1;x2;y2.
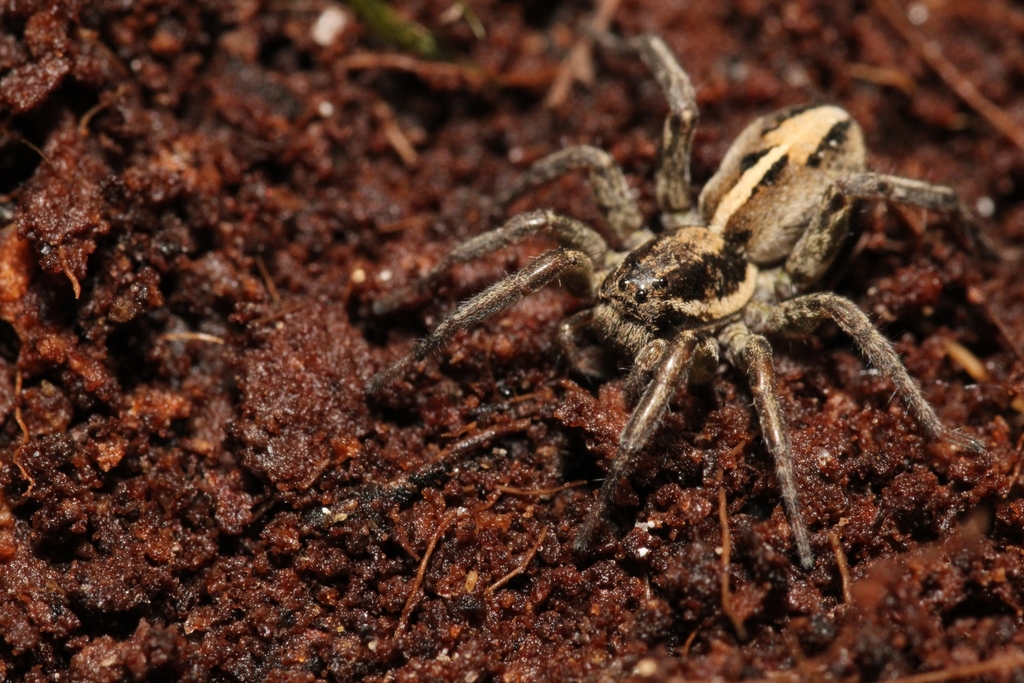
847;63;917;96
78;84;127;137
250;301;311;326
336;53;485;89
495;481;586;498
12;372;34;495
442;420;478;439
57;246;81;299
874;0;1024;153
485;526;548;595
12;372;28;446
828;528;853;605
2;128;59;175
437;2;485;39
255;256;281;305
505;387;555;405
718;465;747;640
373;100;418;167
160;332;226;345
941;339;989;383
679;628;699;657
369;419;534;505
883;653;1024;683
388;508;421;562
396;509;456;635
544;0;622;108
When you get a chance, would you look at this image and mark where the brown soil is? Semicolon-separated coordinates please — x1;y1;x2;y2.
1;0;1023;681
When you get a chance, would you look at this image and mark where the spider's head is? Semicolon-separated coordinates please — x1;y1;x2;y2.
601;227;757;327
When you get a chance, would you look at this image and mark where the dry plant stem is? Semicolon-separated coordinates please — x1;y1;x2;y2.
77;84;127;137
718;465;748;640
730;653;1024;683
846;62;917;95
57;247;81;299
874;0;1024;152
396;509;456;635
161;332;226;345
250;302;311;326
494;481;586;497
12;372;35;495
475;481;585;514
388;508;422;561
376;419;534;500
255;256;281;305
882;653;1024;683
828;529;853;605
544;0;622;108
941;339;989;382
485;526;549;595
336;53;486;87
373;100;418;166
679;629;699;657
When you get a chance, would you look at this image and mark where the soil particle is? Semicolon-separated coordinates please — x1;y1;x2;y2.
1;0;1023;680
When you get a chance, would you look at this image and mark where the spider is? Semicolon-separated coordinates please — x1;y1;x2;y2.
368;35;985;569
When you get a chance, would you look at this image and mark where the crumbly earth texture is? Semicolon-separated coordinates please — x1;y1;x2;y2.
1;0;1023;681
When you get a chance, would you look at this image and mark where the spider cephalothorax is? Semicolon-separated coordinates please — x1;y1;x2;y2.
368;35;984;569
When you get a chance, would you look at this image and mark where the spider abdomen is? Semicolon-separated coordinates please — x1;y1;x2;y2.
698;105;867;265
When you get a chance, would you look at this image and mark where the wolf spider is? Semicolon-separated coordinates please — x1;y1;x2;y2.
368;35;985;569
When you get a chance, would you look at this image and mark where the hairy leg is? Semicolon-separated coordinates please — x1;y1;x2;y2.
759;292;985;453
785;171;983;294
721;321;814;569
628;35;699;223
373;210;610;315
574;330;699;551
495;146;643;243
369;248;595;393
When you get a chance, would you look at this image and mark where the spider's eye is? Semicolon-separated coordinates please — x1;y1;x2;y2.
618;279;627;291
634;288;648;304
653;277;667;289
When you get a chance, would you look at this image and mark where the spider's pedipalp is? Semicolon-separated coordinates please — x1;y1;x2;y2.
372;210;610;316
574;330;704;552
758;293;985;454
722;321;814;569
558;308;615;379
368;247;596;394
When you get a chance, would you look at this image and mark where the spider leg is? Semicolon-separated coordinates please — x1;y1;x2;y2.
557;308;613;379
373;210;609;315
368;247;595;394
628;35;699;223
574;330;701;551
758;293;985;454
495;147;644;244
623;334;718;404
784;171;983;293
721;321;814;569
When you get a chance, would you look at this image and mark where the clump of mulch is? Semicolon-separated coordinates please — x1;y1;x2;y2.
1;0;1022;680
